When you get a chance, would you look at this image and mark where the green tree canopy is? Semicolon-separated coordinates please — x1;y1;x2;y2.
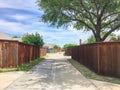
87;32;116;43
12;36;20;38
63;43;77;49
22;32;44;47
54;45;61;49
87;35;96;44
38;0;120;42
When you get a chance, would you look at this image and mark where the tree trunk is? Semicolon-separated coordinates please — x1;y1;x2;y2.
95;37;103;42
94;32;103;42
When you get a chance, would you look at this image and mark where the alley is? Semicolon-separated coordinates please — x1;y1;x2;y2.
6;53;98;90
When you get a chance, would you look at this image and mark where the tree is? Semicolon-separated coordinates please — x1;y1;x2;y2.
22;32;44;47
38;0;120;42
87;35;96;43
54;45;61;49
12;36;20;38
63;43;77;49
87;32;116;43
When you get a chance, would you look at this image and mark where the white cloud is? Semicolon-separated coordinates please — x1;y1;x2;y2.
0;19;90;46
0;0;91;46
68;25;77;31
0;19;28;33
0;0;41;13
9;14;33;21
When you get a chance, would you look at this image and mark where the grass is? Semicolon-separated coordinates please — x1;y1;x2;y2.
0;68;17;72
16;58;44;71
68;59;120;84
43;54;49;58
0;58;45;72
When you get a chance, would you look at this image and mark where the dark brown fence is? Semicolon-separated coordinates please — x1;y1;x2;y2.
66;42;120;77
0;40;46;68
65;48;72;56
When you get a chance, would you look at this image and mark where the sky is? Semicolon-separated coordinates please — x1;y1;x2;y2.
0;0;91;47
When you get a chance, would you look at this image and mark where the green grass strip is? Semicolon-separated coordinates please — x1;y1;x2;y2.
0;58;45;72
0;68;17;72
68;59;120;84
16;58;44;71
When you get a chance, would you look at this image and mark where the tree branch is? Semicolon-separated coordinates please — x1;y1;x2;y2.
65;3;96;29
102;12;120;21
102;17;118;28
72;18;95;34
77;0;97;28
102;23;120;40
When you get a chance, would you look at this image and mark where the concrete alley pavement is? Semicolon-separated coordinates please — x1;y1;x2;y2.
6;53;100;90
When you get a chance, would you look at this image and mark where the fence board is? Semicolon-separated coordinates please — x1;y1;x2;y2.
0;40;46;68
40;48;47;57
65;42;120;77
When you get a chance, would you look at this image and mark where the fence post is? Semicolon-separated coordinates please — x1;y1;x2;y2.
80;39;82;45
97;43;100;74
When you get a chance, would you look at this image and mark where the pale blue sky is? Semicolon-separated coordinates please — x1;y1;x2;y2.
0;0;91;46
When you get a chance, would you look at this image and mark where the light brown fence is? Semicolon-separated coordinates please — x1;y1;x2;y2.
54;48;62;53
0;40;46;68
40;48;47;57
66;42;120;77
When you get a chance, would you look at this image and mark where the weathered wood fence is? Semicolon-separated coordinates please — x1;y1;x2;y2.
65;48;72;56
54;48;62;53
40;48;47;57
0;40;46;68
65;42;120;77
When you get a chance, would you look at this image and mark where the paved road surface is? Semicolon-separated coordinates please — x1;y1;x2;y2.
6;53;99;90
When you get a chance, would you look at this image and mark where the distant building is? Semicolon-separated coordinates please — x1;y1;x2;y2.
83;35;119;44
0;32;12;40
43;44;56;53
11;38;22;42
0;32;22;42
104;36;118;42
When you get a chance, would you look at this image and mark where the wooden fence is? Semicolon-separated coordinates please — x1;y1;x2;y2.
40;48;47;57
66;42;120;77
65;48;72;56
0;40;46;68
54;48;62;53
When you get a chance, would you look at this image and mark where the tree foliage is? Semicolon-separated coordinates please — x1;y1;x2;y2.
87;32;116;43
87;35;96;44
12;36;20;38
38;0;120;42
63;43;77;49
22;32;44;47
54;45;61;49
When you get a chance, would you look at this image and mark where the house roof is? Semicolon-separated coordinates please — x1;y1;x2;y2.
0;32;12;40
11;38;22;42
104;36;118;42
43;44;56;48
0;32;22;42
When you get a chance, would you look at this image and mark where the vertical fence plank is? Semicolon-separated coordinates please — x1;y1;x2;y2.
0;40;46;68
66;42;120;78
0;41;2;68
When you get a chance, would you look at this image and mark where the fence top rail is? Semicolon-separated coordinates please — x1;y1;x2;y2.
18;42;39;47
0;39;18;42
0;39;40;48
80;41;120;46
66;42;120;49
40;47;47;49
